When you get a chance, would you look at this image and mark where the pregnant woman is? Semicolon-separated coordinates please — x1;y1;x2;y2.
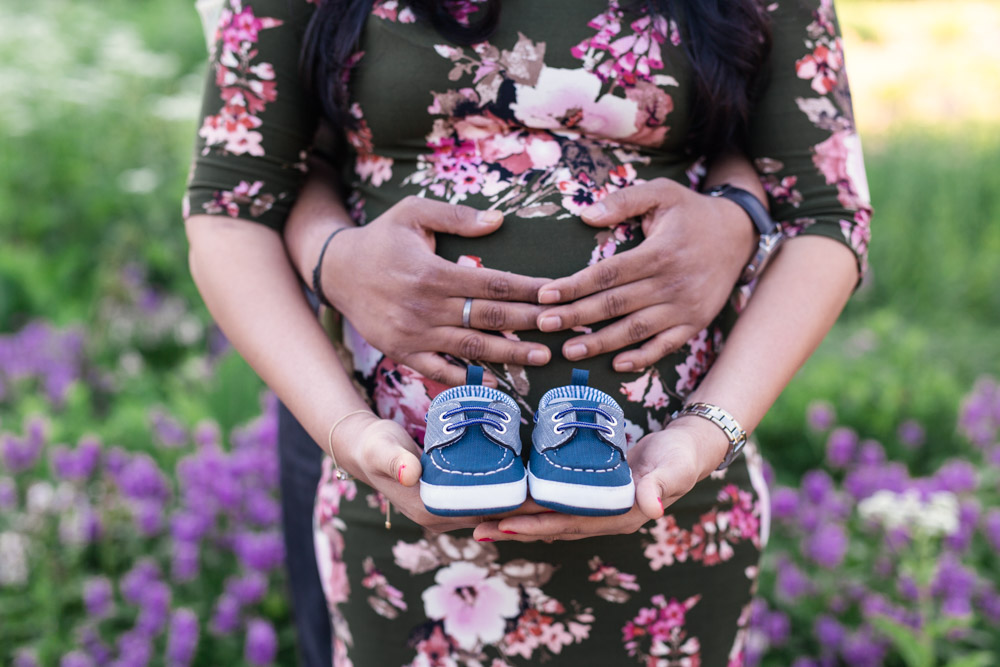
184;1;871;665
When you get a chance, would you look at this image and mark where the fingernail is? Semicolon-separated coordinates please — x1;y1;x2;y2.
538;289;560;304
397;464;406;484
477;537;495;542
564;343;587;360
614;360;634;372
539;315;561;331
501;530;518;535
527;349;549;365
583;202;607;221
477;210;502;225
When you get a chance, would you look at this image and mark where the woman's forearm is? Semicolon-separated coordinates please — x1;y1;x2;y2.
185;215;371;455
677;235;859;469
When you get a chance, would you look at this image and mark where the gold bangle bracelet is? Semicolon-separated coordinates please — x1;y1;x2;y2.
326;409;370;480
325;409;392;529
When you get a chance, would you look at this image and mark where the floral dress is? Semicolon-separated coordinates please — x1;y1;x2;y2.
185;1;871;665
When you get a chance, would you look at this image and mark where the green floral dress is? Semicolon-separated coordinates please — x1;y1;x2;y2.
185;1;871;665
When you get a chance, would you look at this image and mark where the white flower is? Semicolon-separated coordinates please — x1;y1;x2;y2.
857;489;959;537
25;481;54;515
0;532;29;586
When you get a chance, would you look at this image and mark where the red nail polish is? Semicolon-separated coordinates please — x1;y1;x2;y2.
501;530;518;535
397;465;405;483
657;497;664;513
477;537;495;542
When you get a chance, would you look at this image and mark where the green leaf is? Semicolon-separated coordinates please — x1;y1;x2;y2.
943;652;997;667
869;615;933;667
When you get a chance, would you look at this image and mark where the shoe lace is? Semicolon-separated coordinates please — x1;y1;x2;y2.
553;406;616;435
442;405;511;433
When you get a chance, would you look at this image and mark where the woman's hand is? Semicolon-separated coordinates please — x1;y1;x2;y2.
320;197;552;386
471;418;729;542
334;412;554;533
535;178;758;372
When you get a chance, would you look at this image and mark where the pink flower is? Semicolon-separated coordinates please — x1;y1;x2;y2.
812;130;871;212
795;40;843;95
422;562;520;649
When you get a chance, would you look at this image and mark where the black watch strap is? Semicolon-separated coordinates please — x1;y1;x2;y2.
706;184;777;236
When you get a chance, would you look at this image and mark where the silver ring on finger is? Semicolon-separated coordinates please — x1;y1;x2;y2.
462;297;474;329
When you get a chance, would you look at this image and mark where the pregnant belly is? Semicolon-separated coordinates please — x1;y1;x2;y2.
435;215;643;281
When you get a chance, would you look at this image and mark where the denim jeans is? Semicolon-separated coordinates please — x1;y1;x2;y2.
279;401;332;667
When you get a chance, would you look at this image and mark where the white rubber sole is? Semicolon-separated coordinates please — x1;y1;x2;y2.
528;469;635;512
420;474;527;513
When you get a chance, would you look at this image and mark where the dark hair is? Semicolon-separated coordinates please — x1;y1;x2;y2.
300;0;771;158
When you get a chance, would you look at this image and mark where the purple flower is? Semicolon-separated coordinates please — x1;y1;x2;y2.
172;540;200;582
166;608;200;667
813;614;844;649
151;409;188;449
52;436;103;482
857;439;886;466
210;594;241;636
83;576;114;617
133;500;165;537
762;610;790;645
78;625;112;665
933;460;978;494
983;508;1000;551
801;470;834;505
791;660;821;667
232;530;284;573
825;427;857;468
244;491;281;527
840;627;887;667
896;419;925;448
932;553;977;608
897;575;920;601
136;581;171;635
170;512;212;543
770;487;798;521
807;400;835;431
114;630;152;667
245;618;278;666
805;523;848;569
59;651;94;667
775;560;813;602
945;500;980;552
942;595;973;617
103;446;129;476
797;506;821;533
120;559;161;605
193;421;220;448
13;649;39;667
0;476;16;509
975;587;1000;625
1;416;48;473
115;454;170;502
958;376;999;446
225;571;269;606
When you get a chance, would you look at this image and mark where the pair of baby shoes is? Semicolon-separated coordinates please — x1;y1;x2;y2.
420;366;634;517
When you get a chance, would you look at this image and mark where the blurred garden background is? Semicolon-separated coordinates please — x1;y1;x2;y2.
1;0;998;665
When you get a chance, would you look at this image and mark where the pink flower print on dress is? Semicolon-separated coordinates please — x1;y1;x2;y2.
795;39;844;95
372;0;416;23
812;129;871;212
511;67;640;140
372;359;443;443
421;562;520;650
674;328;719;397
622;594;702;664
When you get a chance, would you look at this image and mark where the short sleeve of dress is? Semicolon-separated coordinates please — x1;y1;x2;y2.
746;0;873;279
183;0;319;231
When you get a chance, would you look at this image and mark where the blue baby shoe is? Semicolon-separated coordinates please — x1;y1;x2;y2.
528;369;634;515
420;366;527;516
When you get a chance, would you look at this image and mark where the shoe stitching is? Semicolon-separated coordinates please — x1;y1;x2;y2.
430;449;517;476
538;449;622;473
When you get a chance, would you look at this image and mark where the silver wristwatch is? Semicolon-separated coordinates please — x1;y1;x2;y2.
672;402;748;470
706;184;784;285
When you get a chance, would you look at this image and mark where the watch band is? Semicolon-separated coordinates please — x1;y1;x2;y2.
706;184;778;236
672;402;748;470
